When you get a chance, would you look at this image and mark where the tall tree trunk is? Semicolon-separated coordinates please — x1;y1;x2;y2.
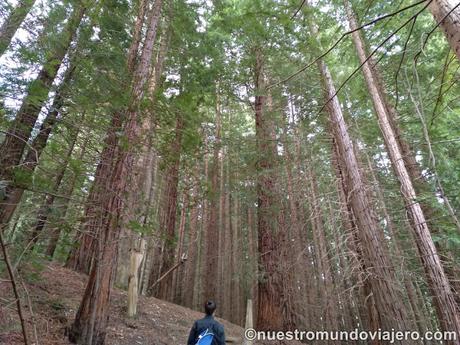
119;3;171;292
172;192;188;304
327;198;360;336
217;147;225;316
331;139;376;335
154;115;183;301
428;0;460;61
291;125;319;331
345;3;460;337
247;204;258;324
281;115;308;329
204;93;221;301
0;0;37;56
196;135;209;310
183;184;200;309
253;47;284;331
66;0;165;274
220;149;231;320
315;50;415;336
232;189;243;325
141;164;163;296
69;1;163;343
127;0;147;71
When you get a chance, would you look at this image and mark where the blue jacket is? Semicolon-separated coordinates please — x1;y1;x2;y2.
187;315;226;345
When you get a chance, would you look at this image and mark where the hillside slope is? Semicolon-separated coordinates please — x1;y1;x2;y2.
0;263;247;345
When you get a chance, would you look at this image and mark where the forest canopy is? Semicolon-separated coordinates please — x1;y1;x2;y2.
0;0;459;344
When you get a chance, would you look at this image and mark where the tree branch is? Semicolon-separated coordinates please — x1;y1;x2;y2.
268;0;430;89
0;231;29;345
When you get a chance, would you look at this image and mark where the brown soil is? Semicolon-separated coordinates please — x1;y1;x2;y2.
0;263;246;345
1;263;302;345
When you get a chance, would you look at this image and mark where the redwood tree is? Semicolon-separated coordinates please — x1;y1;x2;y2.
0;0;37;56
314;37;416;338
253;47;285;331
69;1;163;343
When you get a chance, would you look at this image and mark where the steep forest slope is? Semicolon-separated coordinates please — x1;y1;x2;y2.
0;263;246;345
1;0;460;344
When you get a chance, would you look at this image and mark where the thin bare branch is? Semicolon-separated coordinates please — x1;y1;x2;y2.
0;231;29;345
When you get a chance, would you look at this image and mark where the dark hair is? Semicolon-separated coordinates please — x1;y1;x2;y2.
204;300;216;315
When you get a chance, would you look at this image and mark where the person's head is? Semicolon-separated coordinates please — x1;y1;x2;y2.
204;300;216;315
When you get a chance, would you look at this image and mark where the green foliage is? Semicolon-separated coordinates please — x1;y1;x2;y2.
1;0;459;328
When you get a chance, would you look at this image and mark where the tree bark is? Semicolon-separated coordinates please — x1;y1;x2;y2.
183;184;200;308
253;47;284;331
127;0;148;71
331;139;377;335
365;153;429;340
127;249;144;317
345;2;460;337
204;93;221;301
220;149;230;320
153;115;183;301
315;51;415;336
66;0;164;274
69;1;163;343
281;114;309;329
0;0;37;56
172;192;188;304
428;0;460;61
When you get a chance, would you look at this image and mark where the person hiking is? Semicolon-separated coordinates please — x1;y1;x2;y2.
187;300;226;345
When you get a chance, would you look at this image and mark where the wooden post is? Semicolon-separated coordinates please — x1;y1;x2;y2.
127;249;144;317
243;299;253;345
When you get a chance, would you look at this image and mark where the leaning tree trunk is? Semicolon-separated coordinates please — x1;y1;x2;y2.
0;0;37;56
0;7;84;231
345;2;460;337
315;54;415;338
68;1;163;344
365;153;430;339
0;59;77;232
330;139;379;336
428;0;460;61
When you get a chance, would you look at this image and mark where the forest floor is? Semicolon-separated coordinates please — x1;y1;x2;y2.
0;262;257;345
